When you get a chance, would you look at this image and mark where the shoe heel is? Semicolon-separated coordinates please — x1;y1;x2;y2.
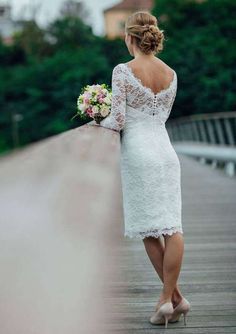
183;312;187;326
164;315;169;329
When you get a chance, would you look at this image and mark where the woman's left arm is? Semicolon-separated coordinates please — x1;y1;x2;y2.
98;64;127;132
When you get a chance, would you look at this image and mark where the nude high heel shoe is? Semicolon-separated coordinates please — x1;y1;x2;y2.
150;301;174;328
169;297;191;325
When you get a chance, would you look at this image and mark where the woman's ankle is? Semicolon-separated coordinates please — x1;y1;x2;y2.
158;292;172;306
171;291;183;307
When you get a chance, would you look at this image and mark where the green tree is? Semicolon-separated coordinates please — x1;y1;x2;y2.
47;16;97;51
152;0;236;117
0;38;26;66
13;20;53;61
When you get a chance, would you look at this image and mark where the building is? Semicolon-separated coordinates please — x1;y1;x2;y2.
0;2;21;44
60;0;88;19
104;0;153;39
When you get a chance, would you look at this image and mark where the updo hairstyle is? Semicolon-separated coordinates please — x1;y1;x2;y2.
125;11;165;55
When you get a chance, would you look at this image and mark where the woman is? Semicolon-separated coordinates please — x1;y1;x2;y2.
97;11;191;328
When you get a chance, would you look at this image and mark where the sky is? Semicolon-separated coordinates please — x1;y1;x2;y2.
9;0;120;35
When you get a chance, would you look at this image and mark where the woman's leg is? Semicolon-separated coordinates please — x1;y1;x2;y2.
142;233;184;307
159;232;184;304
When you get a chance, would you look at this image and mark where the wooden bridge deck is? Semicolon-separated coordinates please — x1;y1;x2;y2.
106;153;236;334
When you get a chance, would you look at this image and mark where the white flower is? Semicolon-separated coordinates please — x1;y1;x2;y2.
78;103;86;112
100;105;110;117
92;105;99;114
87;86;94;93
103;96;111;105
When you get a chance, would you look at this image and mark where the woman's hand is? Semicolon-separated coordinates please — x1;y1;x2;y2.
87;119;119;135
87;120;98;126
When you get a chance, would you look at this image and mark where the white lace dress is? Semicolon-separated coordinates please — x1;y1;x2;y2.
99;63;183;239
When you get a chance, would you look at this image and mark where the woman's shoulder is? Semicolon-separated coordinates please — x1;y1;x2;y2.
113;63;127;71
112;63;129;77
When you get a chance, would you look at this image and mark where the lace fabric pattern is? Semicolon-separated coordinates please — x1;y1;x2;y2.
99;65;127;132
100;63;183;239
125;226;183;239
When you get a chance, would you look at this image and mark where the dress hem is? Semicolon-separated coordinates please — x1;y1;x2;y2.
124;226;183;240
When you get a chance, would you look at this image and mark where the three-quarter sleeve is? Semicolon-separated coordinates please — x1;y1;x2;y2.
166;72;177;119
99;64;126;132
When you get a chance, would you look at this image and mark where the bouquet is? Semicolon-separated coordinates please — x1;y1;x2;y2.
71;84;112;124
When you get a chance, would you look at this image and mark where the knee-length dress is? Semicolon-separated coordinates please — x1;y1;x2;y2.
99;63;183;239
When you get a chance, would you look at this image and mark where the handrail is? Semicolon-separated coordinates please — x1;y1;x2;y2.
168;111;236;123
0;122;123;334
166;111;236;177
166;111;236;146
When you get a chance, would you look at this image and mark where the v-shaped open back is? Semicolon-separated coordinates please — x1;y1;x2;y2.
100;62;178;128
124;63;176;97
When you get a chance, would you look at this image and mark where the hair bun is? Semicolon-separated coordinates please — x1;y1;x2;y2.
142;24;150;32
149;25;158;34
125;11;165;55
142;24;156;33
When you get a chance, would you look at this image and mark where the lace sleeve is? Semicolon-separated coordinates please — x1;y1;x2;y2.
167;88;177;119
167;75;178;119
99;64;126;132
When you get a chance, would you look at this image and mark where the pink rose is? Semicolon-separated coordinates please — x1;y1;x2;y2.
86;107;93;116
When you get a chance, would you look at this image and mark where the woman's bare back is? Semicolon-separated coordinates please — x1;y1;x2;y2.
126;57;175;96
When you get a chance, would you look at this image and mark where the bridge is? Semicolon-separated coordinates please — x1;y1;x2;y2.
0;116;235;334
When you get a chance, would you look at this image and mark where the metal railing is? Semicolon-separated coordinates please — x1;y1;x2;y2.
166;111;236;177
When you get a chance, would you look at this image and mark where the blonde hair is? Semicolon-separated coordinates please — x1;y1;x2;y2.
125;11;165;55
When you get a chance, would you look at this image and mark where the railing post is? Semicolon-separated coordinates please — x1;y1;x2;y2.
198;120;208;143
214;119;225;145
206;119;217;144
192;122;201;141
225;161;235;177
223;118;235;146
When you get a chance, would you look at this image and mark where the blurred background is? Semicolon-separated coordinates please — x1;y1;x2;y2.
0;0;235;161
